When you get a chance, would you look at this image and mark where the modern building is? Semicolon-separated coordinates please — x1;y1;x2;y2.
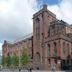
2;5;72;70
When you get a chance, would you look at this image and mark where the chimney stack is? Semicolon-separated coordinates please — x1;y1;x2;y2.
43;4;47;10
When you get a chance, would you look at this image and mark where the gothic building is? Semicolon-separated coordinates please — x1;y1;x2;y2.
2;5;72;70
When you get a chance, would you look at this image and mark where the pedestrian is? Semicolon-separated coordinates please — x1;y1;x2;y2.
19;68;21;72
29;68;32;72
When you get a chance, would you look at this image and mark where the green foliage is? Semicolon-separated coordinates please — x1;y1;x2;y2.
20;48;29;65
2;48;30;67
2;53;19;67
6;54;11;66
2;56;6;65
11;53;19;66
2;57;4;65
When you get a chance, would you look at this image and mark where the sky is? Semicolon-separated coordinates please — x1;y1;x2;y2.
0;0;72;54
41;0;61;5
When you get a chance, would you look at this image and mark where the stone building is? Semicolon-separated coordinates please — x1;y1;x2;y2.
2;5;72;70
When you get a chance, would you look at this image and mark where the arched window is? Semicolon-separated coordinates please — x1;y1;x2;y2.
36;18;40;23
36;52;40;62
48;44;50;56
63;42;65;54
48;59;51;64
36;18;40;40
54;42;58;64
54;59;57;64
67;44;69;55
54;42;57;57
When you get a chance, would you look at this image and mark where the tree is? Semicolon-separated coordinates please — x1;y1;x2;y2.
11;53;19;66
20;48;30;65
2;56;6;66
6;53;11;67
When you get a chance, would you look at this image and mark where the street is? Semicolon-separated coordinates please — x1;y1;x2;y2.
0;69;72;72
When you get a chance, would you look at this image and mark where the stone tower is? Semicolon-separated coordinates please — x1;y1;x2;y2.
33;5;56;69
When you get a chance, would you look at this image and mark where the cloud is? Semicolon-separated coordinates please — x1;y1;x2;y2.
0;0;72;42
0;0;41;55
0;0;39;42
48;0;72;24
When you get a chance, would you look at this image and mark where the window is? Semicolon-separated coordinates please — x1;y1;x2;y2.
51;24;55;29
36;52;40;62
29;47;33;59
54;42;57;57
61;60;65;66
63;42;65;54
36;27;40;39
50;24;55;36
48;59;51;64
67;44;69;55
48;44;50;56
36;18;40;23
54;59;57;64
67;59;69;65
36;18;40;40
48;28;50;37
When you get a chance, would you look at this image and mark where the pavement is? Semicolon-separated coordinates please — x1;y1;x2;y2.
0;69;72;72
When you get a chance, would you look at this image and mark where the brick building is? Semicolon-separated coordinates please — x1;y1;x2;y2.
2;5;72;70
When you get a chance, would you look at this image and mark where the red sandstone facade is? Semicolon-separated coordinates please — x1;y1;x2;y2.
2;5;72;70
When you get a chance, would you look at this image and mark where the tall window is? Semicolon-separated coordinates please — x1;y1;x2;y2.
63;42;65;54
48;44;50;56
50;24;55;36
54;42;58;64
36;18;40;40
48;28;50;37
67;44;69;55
54;59;57;64
48;59;51;64
36;52;40;62
54;42;57;57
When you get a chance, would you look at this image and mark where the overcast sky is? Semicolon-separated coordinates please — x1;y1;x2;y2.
0;0;72;52
0;0;38;43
